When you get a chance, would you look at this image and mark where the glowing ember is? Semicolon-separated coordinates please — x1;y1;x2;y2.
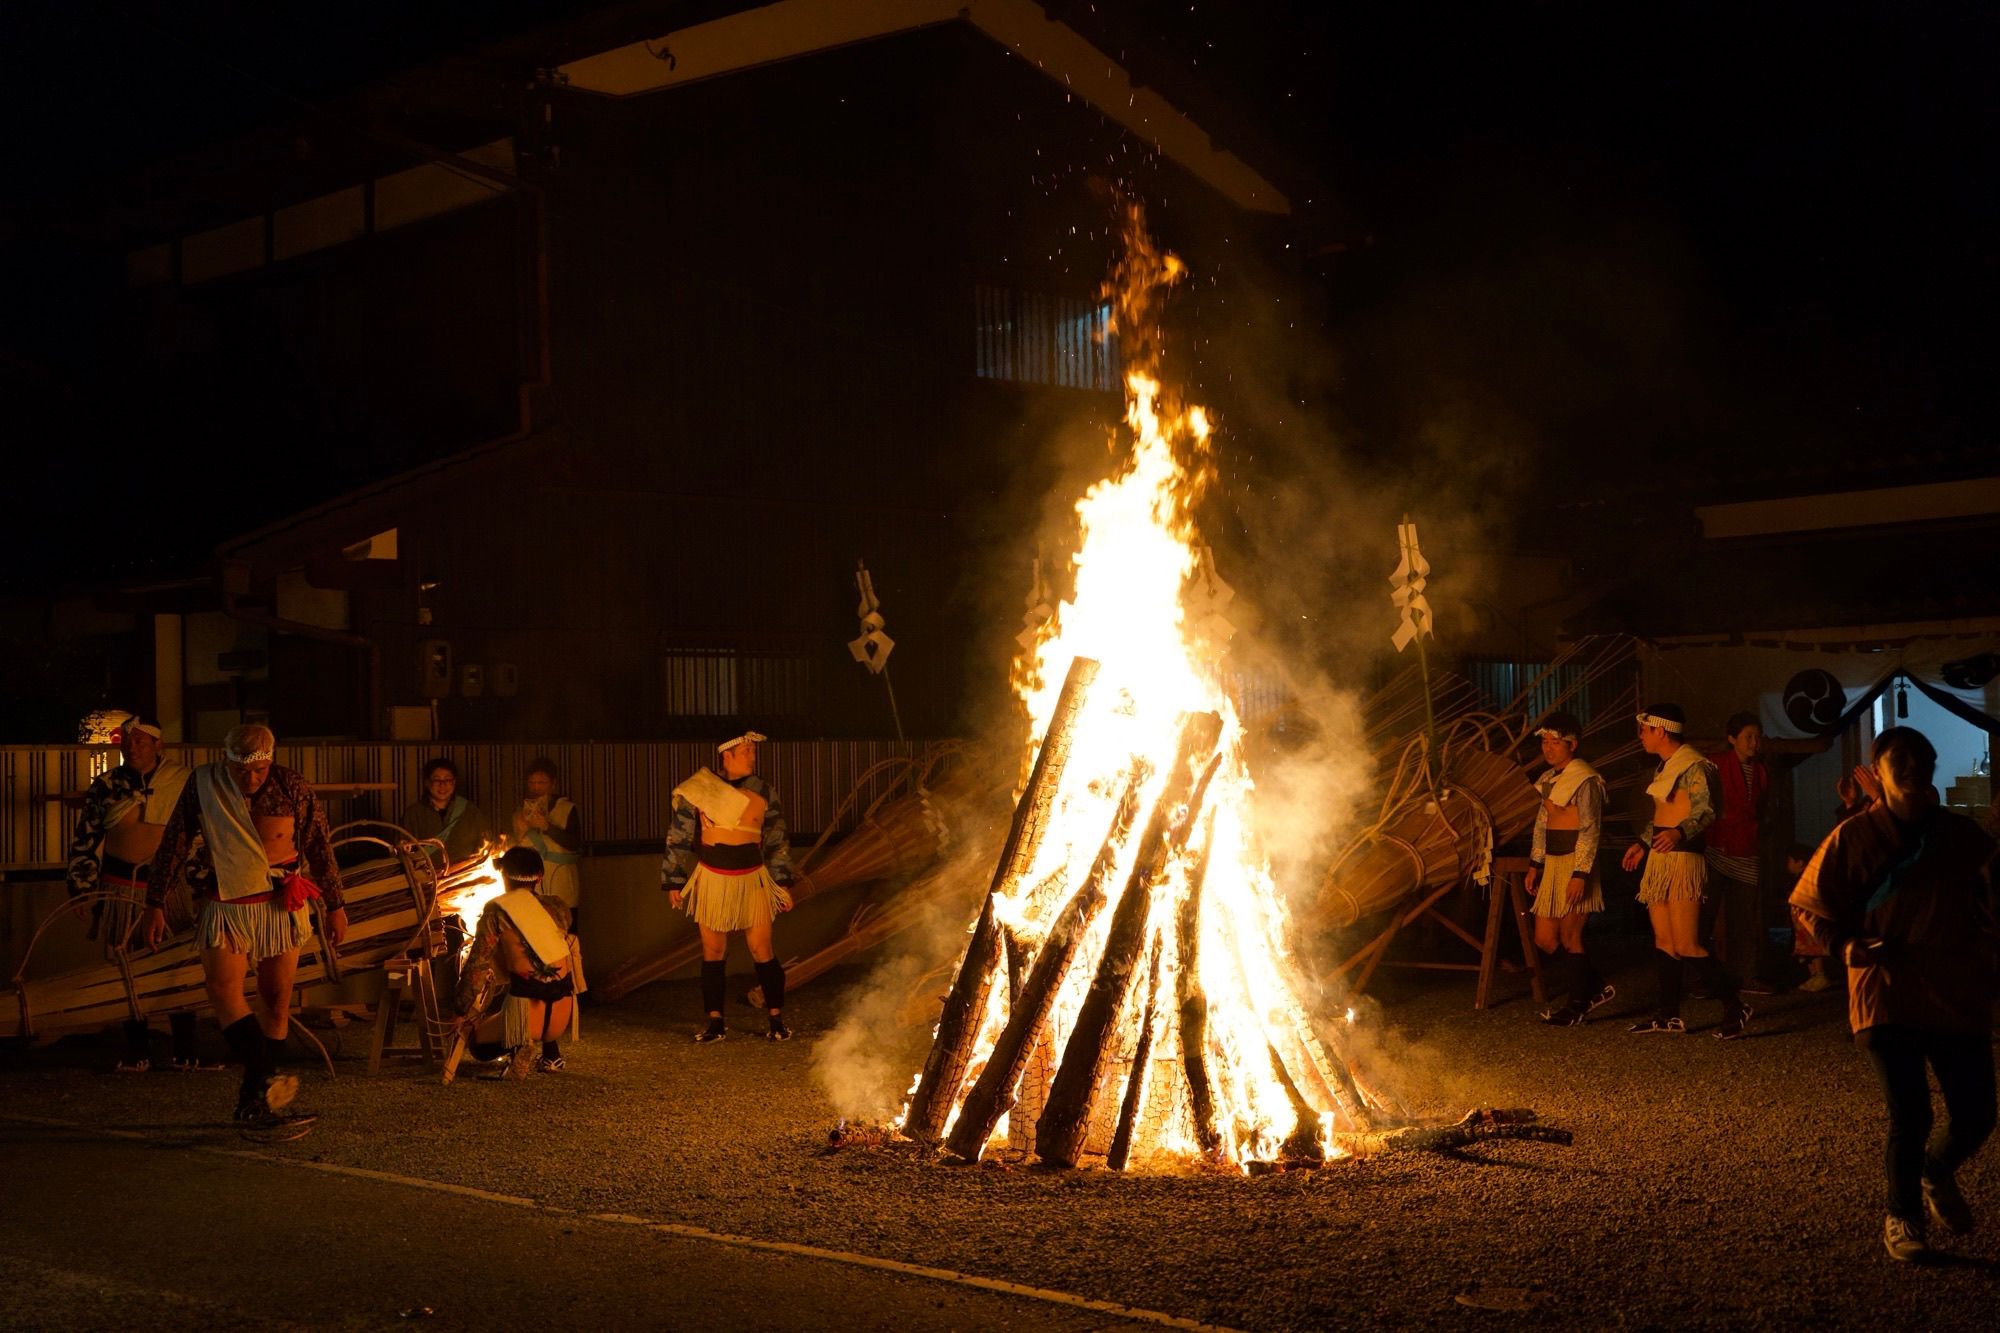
904;205;1360;1170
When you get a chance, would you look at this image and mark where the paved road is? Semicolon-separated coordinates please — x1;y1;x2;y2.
0;1121;1158;1332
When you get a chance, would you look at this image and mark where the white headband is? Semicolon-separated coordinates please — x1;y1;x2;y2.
717;731;767;755
1636;712;1684;735
1535;725;1578;741
126;722;162;741
226;747;275;763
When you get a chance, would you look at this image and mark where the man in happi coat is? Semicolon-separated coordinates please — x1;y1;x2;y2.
143;724;346;1127
1525;712;1615;1026
1620;704;1748;1038
662;730;798;1043
65;713;213;1070
455;846;582;1077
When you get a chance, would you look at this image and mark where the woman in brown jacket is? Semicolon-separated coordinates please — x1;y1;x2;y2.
1790;726;1999;1263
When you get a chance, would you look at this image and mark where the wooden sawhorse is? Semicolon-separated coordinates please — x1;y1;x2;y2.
366;956;441;1075
1328;855;1546;1009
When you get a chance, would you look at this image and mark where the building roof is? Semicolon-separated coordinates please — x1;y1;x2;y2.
555;0;1290;214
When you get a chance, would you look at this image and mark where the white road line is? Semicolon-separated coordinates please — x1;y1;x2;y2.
2;1114;1239;1333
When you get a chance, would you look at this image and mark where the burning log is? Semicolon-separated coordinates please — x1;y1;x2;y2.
942;769;1145;1163
905;655;1099;1146
1035;711;1223;1169
1175;810;1223;1155
1329;1107;1572;1157
1105;936;1165;1171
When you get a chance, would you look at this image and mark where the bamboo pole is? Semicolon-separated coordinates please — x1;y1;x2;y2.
942;769;1145;1162
905;655;1100;1145
1035;711;1222;1168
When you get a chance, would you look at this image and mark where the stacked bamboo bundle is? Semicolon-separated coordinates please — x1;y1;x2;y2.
1316;747;1539;928
9;830;497;1043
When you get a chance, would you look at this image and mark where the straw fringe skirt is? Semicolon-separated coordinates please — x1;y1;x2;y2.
1636;849;1706;906
197;898;312;964
681;864;791;933
1530;850;1604;918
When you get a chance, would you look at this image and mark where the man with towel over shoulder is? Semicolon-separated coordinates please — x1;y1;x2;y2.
142;724;346;1129
662;729;799;1043
1620;704;1749;1039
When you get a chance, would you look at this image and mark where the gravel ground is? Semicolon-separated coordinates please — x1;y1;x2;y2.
4;937;1997;1331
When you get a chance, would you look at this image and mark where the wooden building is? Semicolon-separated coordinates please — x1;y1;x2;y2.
49;1;1300;745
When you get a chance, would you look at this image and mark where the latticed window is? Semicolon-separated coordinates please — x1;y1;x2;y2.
662;649;816;721
974;284;1120;391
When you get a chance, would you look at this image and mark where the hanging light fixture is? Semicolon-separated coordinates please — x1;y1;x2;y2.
1896;674;1909;719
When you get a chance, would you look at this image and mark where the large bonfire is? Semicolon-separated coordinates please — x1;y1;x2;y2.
899;207;1390;1171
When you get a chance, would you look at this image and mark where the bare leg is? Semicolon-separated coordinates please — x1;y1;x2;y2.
1646;902;1677;957
1533;915;1560;954
204;947;251;1026
698;926;729;965
1664;899;1706;958
255;949;300;1042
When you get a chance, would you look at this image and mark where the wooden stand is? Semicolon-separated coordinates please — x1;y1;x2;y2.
366;956;440;1074
1328;855;1544;1010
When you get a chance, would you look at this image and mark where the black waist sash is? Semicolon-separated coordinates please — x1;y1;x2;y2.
696;841;762;872
101;855;148;885
506;973;574;1003
1544;829;1579;856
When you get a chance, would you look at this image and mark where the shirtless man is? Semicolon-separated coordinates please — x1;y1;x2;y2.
143;724;347;1126
65;715;207;1070
662;730;798;1042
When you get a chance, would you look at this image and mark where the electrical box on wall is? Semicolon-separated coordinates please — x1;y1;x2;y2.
385;705;435;740
493;662;520;697
419;639;452;699
460;663;485;698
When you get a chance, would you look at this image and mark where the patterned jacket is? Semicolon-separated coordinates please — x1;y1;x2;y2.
147;765;345;911
660;773;796;891
66;760;190;897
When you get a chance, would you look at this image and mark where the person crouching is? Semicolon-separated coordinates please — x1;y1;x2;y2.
454;846;580;1078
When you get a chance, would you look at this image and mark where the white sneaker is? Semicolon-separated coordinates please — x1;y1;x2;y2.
1883;1214;1930;1262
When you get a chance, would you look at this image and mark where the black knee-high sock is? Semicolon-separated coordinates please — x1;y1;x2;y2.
755;958;786;1012
121;1019;150;1062
223;1015;272;1097
1571;945;1604;1004
1688;954;1740;1004
700;960;727;1016
1654;950;1683;1020
169;1012;198;1061
1536;948;1568;1005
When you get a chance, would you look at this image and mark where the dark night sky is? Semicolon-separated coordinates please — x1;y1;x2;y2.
6;1;1996;579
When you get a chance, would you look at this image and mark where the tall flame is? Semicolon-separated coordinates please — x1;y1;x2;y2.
913;205;1348;1169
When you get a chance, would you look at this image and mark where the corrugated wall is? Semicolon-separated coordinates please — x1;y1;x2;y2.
1;739;952;871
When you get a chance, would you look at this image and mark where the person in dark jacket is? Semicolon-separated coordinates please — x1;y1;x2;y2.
1791;726;1999;1263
